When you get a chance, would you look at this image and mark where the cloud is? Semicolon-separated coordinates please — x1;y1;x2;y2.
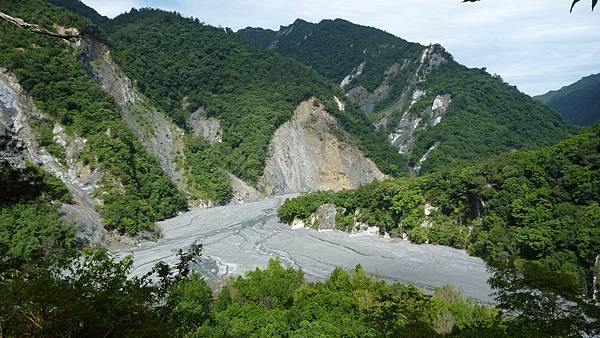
81;0;600;95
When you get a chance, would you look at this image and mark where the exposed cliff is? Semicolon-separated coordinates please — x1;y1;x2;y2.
79;39;188;193
187;108;222;144
0;68;105;244
259;99;386;195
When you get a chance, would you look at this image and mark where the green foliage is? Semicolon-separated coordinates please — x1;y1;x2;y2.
280;125;600;296
1;246;504;338
0;1;187;234
0;163;74;268
105;9;407;190
106;9;335;183
165;273;213;336
240;19;422;89
409;65;576;174
237;27;277;49
183;136;233;204
0;162;70;205
536;72;600;126
0;249;165;338
490;262;600;337
47;0;110;28
29;118;66;164
242;18;575;175
183;260;501;337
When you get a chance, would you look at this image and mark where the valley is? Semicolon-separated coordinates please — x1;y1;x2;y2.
121;196;494;303
1;0;599;336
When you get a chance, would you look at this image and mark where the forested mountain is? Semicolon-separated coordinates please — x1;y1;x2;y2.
0;0;187;242
1;1;600;336
239;19;576;174
104;8;404;185
0;0;405;242
536;73;600;126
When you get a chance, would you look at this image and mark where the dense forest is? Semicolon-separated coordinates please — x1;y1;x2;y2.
103;9;407;195
0;163;74;270
240;19;424;91
280;124;600;297
407;63;575;173
536;72;600;126
241;19;576;174
0;0;187;234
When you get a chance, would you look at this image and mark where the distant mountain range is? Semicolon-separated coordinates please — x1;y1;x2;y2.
536;73;600;126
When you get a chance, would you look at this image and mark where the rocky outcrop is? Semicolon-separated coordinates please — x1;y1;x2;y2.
187;108;222;144
344;45;447;119
258;99;386;195
594;255;600;299
390;93;452;174
345;61;408;115
292;204;337;231
314;204;337;230
0;68;106;244
341;62;365;89
79;39;188;193
229;173;262;204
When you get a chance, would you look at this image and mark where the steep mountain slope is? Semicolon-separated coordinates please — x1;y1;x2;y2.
102;9;405;193
0;1;187;235
536;73;600;126
1;0;402;235
259;99;385;194
239;19;575;174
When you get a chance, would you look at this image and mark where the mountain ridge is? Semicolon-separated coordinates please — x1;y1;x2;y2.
239;18;576;174
535;72;600;126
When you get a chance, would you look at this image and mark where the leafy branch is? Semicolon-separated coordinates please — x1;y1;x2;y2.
462;0;598;12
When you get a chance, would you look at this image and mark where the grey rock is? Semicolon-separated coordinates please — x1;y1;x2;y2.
314;204;337;230
594;255;600;299
121;196;494;304
229;173;263;204
344;61;406;116
79;39;188;194
258;99;386;195
0;69;106;245
187;108;222;144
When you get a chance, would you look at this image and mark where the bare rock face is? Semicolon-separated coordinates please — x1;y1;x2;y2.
390;93;451;157
345;61;406;116
0;68;106;245
314;204;337;230
293;203;337;230
594;255;600;299
79;39;188;193
229;173;262;204
258;99;386;195
187;108;222;144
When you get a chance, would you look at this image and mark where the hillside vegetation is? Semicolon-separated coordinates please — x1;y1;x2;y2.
280;125;600;296
0;1;187;234
1;247;508;337
536;73;600;126
240;19;576;174
105;9;407;192
0;163;74;270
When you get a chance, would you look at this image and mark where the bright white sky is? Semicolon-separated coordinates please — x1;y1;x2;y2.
82;0;599;95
